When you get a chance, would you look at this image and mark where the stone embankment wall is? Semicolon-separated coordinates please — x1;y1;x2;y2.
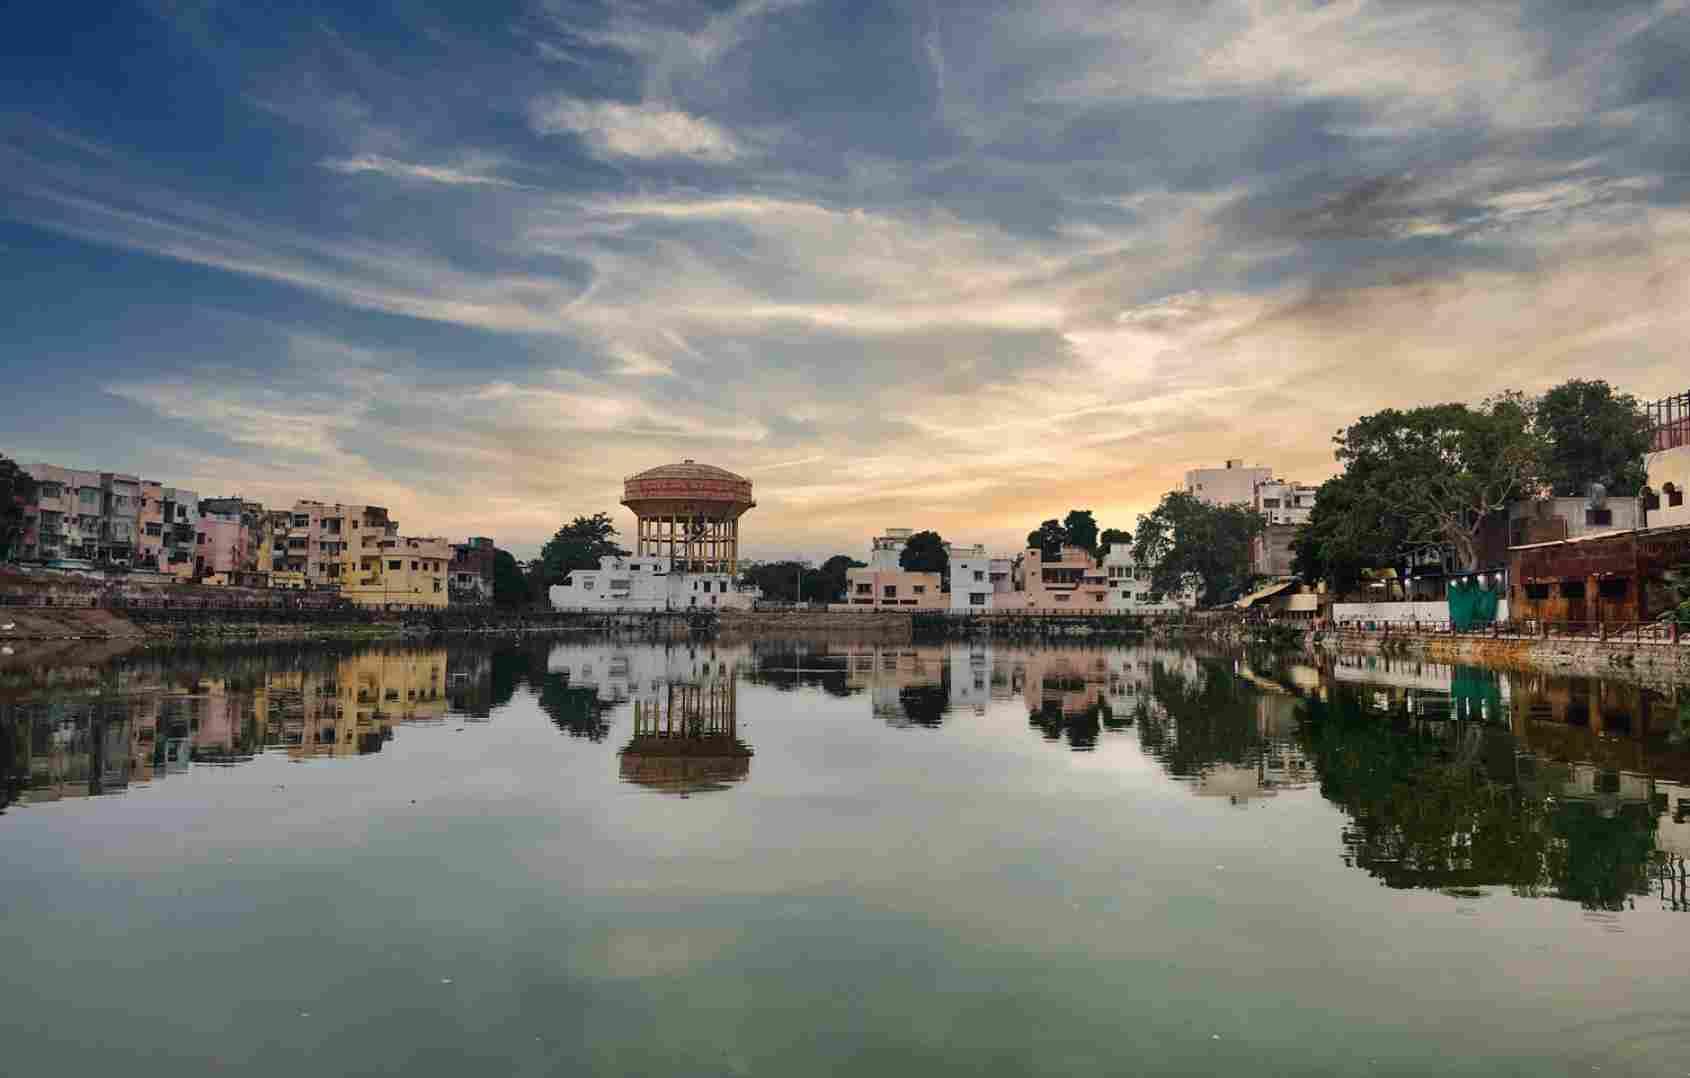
1321;631;1690;688
720;610;913;641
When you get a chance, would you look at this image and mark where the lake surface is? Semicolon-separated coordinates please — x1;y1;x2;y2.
3;638;1688;1076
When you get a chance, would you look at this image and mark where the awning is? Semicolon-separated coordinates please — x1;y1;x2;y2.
1235;579;1298;609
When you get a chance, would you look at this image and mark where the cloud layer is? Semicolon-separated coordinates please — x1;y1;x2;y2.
3;0;1689;558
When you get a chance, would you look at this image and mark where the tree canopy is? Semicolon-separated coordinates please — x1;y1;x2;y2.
1027;518;1067;557
1026;511;1102;557
1535;379;1651;497
1302;396;1543;578
815;554;865;603
899;530;949;581
1131;491;1263;607
537;512;627;584
1097;528;1133;558
492;548;528;607
739;560;810;603
0;455;37;562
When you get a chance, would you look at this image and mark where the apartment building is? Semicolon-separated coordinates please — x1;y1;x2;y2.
1254;479;1318;525
1100;546;1198;613
1011;545;1112;611
1185;460;1273;507
841;526;949;610
159;487;199;579
17;463;147;567
450;537;497;604
949;545;1014;612
340;530;451;609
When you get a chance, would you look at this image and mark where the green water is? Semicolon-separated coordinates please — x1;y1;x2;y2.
2;639;1687;1076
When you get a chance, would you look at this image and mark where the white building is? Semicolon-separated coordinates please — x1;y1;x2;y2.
1254;479;1318;525
1100;546;1197;614
1648;445;1690;529
549;555;760;612
948;545;1015;612
1185;460;1273;507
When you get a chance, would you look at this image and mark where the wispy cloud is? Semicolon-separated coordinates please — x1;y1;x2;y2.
319;153;529;188
528;98;741;162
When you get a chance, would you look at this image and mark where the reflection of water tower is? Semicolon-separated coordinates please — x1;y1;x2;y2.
623;460;755;576
619;675;752;795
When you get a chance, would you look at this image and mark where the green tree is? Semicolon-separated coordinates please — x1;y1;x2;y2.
1097;528;1133;558
1132;491;1264;607
899;530;949;584
1026;518;1067;556
0;455;37;561
538;512;627;584
1300;397;1543;580
1535;379;1652;497
1062;509;1100;557
739;560;810;603
492;549;528;607
814;554;865;603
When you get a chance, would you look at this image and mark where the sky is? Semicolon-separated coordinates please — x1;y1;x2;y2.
5;1;1690;561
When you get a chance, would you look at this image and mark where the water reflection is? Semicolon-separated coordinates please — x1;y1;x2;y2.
0;647;450;807
4;637;1688;914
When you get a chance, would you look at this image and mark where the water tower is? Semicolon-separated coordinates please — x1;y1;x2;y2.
622;460;755;576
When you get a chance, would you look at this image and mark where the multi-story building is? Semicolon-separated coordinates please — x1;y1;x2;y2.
1185;460;1273;507
840;526;949;610
948;545;1014;612
1254;479;1318;526
97;472;141;566
258;500;393;589
449;537;497;604
1010;545;1111;611
17;462;93;563
137;480;164;573
340;530;451;608
159;487;199;579
1100;546;1197;613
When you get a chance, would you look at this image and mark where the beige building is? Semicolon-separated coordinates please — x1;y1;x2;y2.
1647;445;1690;529
1185;460;1273;507
839;526;949;610
1010;545;1111;611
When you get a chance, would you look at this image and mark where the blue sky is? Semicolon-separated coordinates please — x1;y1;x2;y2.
5;1;1690;558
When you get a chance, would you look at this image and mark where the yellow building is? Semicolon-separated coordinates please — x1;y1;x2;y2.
339;531;452;609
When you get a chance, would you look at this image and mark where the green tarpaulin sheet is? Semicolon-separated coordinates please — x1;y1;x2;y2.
1448;579;1500;631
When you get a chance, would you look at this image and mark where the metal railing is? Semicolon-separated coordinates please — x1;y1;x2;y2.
1646;390;1689;452
1325;618;1685;643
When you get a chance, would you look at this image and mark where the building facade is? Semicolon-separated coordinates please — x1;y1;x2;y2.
549;554;756;611
1508;524;1690;626
1100;546;1197;614
449;537;497;604
1185;460;1274;507
1254;479;1318;525
1010;545;1111;611
340;532;451;609
948;545;1014;612
1647;445;1690;530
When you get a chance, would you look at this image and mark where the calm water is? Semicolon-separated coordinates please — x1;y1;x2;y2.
3;638;1688;1076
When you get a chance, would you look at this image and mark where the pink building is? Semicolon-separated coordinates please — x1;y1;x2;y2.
1008;546;1111;612
195;513;251;577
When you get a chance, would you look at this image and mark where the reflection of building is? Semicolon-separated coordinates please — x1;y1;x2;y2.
619;675;751;795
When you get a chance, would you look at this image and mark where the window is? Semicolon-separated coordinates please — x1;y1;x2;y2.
1262;498;1281;508
79;488;99;506
411;560;419;571
1560;580;1586;600
1056;593;1070;602
1598;578;1628;600
913;585;926;595
196;532;207;545
855;583;871;595
974;570;985;582
970;593;987;606
582;578;595;589
884;585;897;598
292;514;309;527
1668;483;1684;508
702;581;712;593
144;522;162;537
1585;508;1613;526
39;482;61;498
388;560;402;570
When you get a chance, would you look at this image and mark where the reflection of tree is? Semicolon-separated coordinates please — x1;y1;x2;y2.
535;674;615;742
744;648;854;697
487;648;528;712
1300;685;1659;909
899;682;949;728
1027;697;1110;750
1137;659;1262;777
